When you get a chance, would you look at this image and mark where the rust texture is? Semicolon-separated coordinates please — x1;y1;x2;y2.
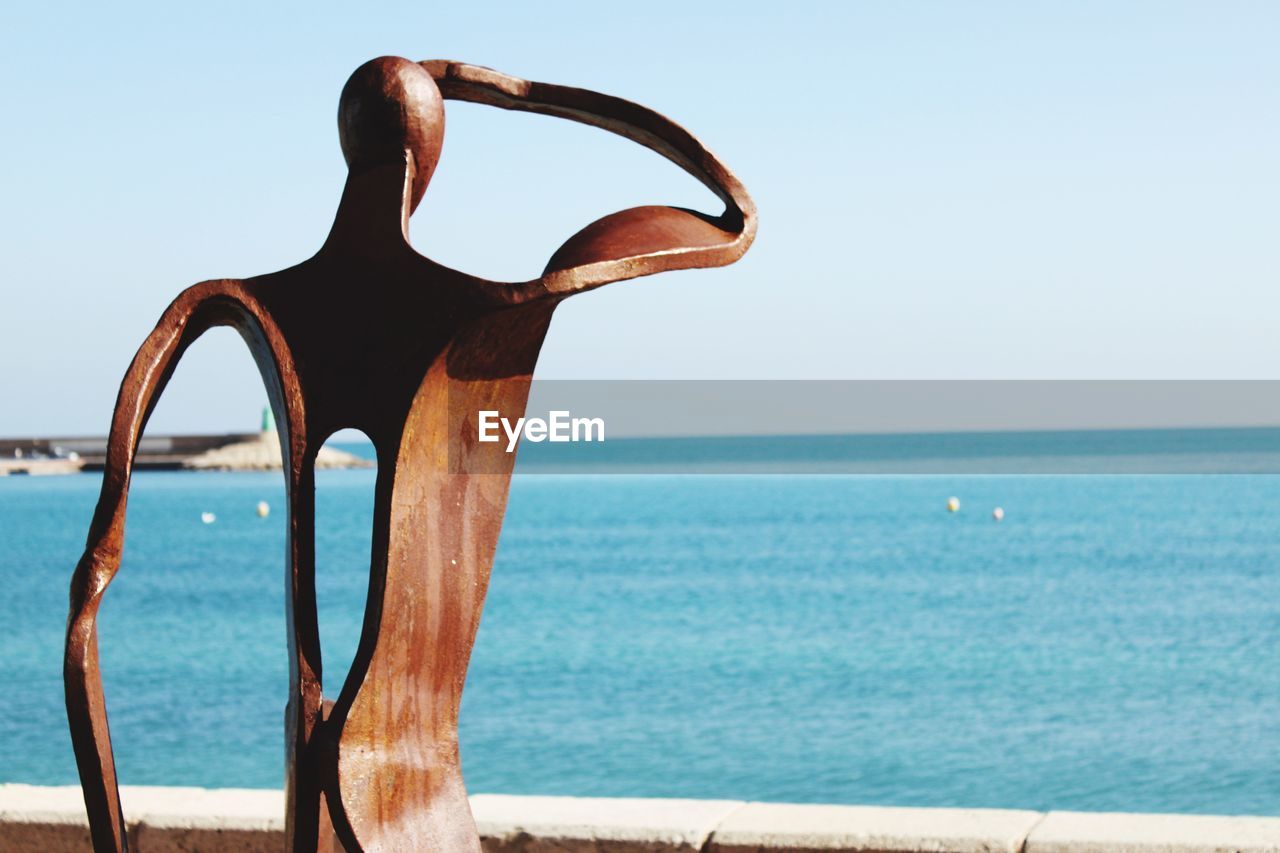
64;56;755;852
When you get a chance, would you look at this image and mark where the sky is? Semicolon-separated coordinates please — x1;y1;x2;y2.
1;1;1278;435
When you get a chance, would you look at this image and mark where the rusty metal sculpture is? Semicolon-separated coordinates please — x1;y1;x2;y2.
65;57;755;851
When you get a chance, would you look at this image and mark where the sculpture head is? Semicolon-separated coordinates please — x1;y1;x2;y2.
338;56;444;213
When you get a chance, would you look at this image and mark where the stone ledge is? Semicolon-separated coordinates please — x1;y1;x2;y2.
1025;810;1280;853
706;802;1043;852
472;793;743;852
0;784;287;853
3;784;1280;852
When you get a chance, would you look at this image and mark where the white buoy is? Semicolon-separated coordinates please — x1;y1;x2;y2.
201;511;217;524
256;501;270;518
992;506;1004;522
946;496;960;513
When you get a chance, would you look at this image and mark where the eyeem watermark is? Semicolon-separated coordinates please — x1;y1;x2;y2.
478;410;605;453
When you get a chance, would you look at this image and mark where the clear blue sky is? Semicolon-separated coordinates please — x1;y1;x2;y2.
2;2;1277;435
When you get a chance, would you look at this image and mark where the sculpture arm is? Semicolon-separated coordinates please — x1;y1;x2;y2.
64;281;233;852
421;60;757;297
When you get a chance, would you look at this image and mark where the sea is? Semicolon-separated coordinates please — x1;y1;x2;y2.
1;429;1278;816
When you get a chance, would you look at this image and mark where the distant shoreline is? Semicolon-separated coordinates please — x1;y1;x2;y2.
0;432;371;476
4;425;1279;476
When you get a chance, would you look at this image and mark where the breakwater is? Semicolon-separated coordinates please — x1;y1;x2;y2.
0;432;371;474
0;434;259;473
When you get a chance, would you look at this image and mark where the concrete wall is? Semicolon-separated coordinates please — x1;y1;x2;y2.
3;784;1279;852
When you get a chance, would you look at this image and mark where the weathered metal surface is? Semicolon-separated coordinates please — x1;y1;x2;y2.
64;56;755;852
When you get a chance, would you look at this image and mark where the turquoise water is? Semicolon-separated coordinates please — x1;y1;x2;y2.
1;439;1279;814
